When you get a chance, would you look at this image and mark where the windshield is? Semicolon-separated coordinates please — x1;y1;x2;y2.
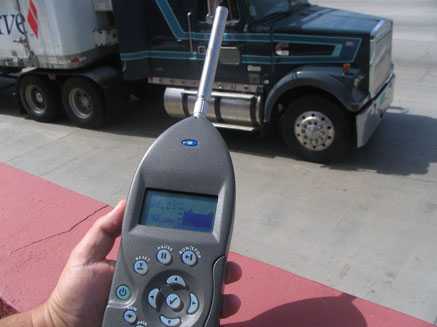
248;0;309;20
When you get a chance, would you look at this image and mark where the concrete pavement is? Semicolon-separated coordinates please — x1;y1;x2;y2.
1;0;437;323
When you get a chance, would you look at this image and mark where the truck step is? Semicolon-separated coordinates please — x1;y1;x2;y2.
213;123;257;132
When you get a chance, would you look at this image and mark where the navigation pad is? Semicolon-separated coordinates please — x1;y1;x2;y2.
146;273;201;327
116;245;205;326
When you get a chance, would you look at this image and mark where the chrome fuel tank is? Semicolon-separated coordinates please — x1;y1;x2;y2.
164;88;262;127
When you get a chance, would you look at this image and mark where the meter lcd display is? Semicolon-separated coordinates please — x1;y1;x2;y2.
140;190;217;233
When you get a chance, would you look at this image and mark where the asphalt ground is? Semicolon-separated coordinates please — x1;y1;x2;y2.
1;0;437;323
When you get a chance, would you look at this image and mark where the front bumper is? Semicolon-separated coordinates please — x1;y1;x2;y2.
356;73;396;148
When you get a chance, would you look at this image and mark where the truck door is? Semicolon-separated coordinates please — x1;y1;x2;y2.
193;0;271;91
146;0;195;80
144;0;270;91
193;0;250;88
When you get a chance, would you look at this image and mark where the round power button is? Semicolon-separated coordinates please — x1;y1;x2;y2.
116;285;131;301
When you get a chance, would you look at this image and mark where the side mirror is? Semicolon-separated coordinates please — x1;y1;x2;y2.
187;12;194;52
206;0;218;23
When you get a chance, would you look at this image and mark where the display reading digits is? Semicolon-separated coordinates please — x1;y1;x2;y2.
102;6;233;327
141;190;217;233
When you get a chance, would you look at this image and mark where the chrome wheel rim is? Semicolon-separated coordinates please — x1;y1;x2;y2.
24;85;47;115
69;88;93;120
294;111;335;152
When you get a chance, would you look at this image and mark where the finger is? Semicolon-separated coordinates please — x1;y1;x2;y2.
221;294;241;319
71;200;126;264
97;200;126;237
225;261;242;284
104;259;117;269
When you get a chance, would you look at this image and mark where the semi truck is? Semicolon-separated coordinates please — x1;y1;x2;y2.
0;0;395;163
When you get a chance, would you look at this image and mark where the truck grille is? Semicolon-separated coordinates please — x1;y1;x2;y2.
369;20;393;97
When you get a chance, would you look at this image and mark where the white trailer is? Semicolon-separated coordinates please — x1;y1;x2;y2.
0;0;119;127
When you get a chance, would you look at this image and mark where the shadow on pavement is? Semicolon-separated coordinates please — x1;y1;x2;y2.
0;78;19;117
106;98;437;176
1;81;436;177
329;108;437;176
224;293;367;327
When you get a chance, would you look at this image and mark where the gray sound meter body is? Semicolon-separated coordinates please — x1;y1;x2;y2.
102;7;235;327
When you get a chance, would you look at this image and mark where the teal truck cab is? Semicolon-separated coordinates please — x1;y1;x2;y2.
113;0;395;162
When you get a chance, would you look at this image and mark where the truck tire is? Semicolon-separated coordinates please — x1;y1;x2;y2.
280;95;353;163
18;75;59;122
62;77;105;129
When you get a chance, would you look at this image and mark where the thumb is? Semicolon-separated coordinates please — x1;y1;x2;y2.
71;200;126;264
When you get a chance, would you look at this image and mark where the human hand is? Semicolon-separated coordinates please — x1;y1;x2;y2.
40;200;241;327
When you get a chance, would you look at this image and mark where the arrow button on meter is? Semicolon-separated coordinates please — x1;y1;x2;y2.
123;309;137;324
147;288;161;309
187;293;199;314
166;275;186;288
160;315;181;327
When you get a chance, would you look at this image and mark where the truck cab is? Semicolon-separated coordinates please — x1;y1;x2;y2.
114;0;396;162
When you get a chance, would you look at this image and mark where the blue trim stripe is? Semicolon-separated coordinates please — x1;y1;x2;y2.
120;50;357;65
154;0;360;45
121;0;363;65
155;0;186;40
332;45;343;57
121;50;202;61
242;55;273;65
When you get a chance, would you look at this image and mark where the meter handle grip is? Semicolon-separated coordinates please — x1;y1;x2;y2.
193;6;228;118
204;256;227;327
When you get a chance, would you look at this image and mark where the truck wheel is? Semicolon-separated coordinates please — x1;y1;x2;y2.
280;95;353;163
62;77;105;129
18;75;59;122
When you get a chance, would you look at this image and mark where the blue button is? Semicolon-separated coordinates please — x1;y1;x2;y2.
181;139;198;147
123;309;137;324
188;293;200;315
160;315;181;327
166;293;182;310
148;288;160;309
181;250;197;266
133;259;149;275
116;285;131;301
156;249;172;265
166;275;186;288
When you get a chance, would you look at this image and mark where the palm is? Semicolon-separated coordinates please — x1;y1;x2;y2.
50;260;115;327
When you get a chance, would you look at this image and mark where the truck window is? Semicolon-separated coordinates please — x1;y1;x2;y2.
199;0;240;23
226;0;240;21
249;0;308;20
